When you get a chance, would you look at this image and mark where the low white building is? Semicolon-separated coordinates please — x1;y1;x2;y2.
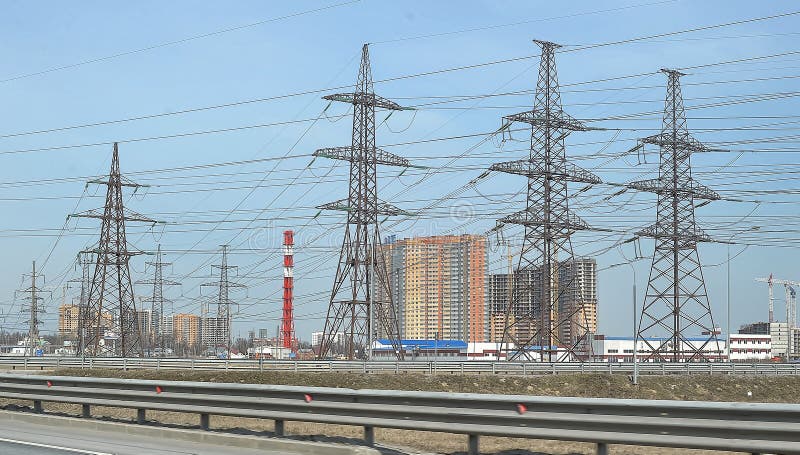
728;333;772;361
592;336;726;362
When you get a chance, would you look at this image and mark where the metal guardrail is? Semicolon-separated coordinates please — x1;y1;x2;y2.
0;373;798;455
1;357;799;376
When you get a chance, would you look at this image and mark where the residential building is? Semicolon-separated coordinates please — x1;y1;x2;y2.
58;304;112;339
160;314;174;337
381;234;487;342
201;316;228;348
58;304;81;338
486;258;598;347
173;313;201;346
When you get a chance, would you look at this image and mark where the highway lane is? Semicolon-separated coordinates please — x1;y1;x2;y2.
0;412;328;455
0;438;105;454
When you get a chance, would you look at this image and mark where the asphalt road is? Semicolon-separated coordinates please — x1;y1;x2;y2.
0;439;96;454
0;413;312;455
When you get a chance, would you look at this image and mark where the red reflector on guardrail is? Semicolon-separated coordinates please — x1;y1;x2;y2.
516;404;527;414
46;381;52;388
304;394;313;403
156;386;163;394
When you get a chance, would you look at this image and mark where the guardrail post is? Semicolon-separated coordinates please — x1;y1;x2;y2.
200;413;210;430
81;404;90;418
275;419;285;436
460;362;464;375
191;358;195;371
491;362;496;375
24;357;28;370
123;358;127;371
364;426;375;446
363;362;367;374
608;362;612;374
395;362;399;374
468;434;479;455
157;358;160;371
259;357;264;372
295;361;299;373
56;358;61;368
137;409;146;424
597;442;608;455
661;363;665;375
33;400;42;413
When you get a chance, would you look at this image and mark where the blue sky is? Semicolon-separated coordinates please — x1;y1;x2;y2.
0;0;798;341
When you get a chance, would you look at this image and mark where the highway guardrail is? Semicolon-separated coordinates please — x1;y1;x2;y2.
0;373;798;454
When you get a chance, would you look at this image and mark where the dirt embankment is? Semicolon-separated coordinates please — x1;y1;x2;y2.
47;368;800;403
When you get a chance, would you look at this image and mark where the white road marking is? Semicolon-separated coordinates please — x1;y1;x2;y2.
0;436;114;454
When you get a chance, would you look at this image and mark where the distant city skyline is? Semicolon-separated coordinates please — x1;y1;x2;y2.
0;2;797;343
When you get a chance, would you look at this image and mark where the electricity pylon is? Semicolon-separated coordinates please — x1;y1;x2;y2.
201;245;245;359
137;245;179;356
627;69;721;362
313;44;412;360
17;261;48;356
492;40;601;362
71;143;156;356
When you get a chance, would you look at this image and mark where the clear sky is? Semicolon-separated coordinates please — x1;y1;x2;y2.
0;0;798;342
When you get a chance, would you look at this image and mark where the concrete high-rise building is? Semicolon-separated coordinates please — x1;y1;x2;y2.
160;314;174;337
173;313;201;346
58;304;81;338
486;258;598;346
201;316;228;349
381;235;487;342
58;304;112;339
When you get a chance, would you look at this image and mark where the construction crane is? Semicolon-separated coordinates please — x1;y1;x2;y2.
755;275;799;328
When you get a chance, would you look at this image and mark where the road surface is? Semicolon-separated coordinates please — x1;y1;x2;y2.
0;411;354;455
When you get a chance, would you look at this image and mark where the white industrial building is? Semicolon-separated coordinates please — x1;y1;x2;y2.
728;333;772;361
591;336;726;362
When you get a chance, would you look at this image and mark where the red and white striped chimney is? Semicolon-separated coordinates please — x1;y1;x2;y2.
281;230;296;350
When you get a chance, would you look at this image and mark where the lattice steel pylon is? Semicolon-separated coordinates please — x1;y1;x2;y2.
137;245;179;356
71;143;156;357
492;40;601;362
627;69;721;362
17;261;48;356
201;245;245;359
314;44;412;360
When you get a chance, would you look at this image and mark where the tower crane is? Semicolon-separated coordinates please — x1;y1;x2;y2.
755;275;800;329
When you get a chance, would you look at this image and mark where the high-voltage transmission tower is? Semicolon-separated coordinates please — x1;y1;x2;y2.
137;245;179;356
492;40;601;362
314;44;411;360
201;245;245;359
627;69;721;362
17;261;48;356
70;252;93;352
71;143;156;357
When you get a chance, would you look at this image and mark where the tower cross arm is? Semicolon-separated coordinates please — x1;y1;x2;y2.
503;109;598;131
69;208;159;224
627;178;720;200
323;92;411;111
490;160;601;184
499;209;591;232
635;223;714;243
313;146;411;167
